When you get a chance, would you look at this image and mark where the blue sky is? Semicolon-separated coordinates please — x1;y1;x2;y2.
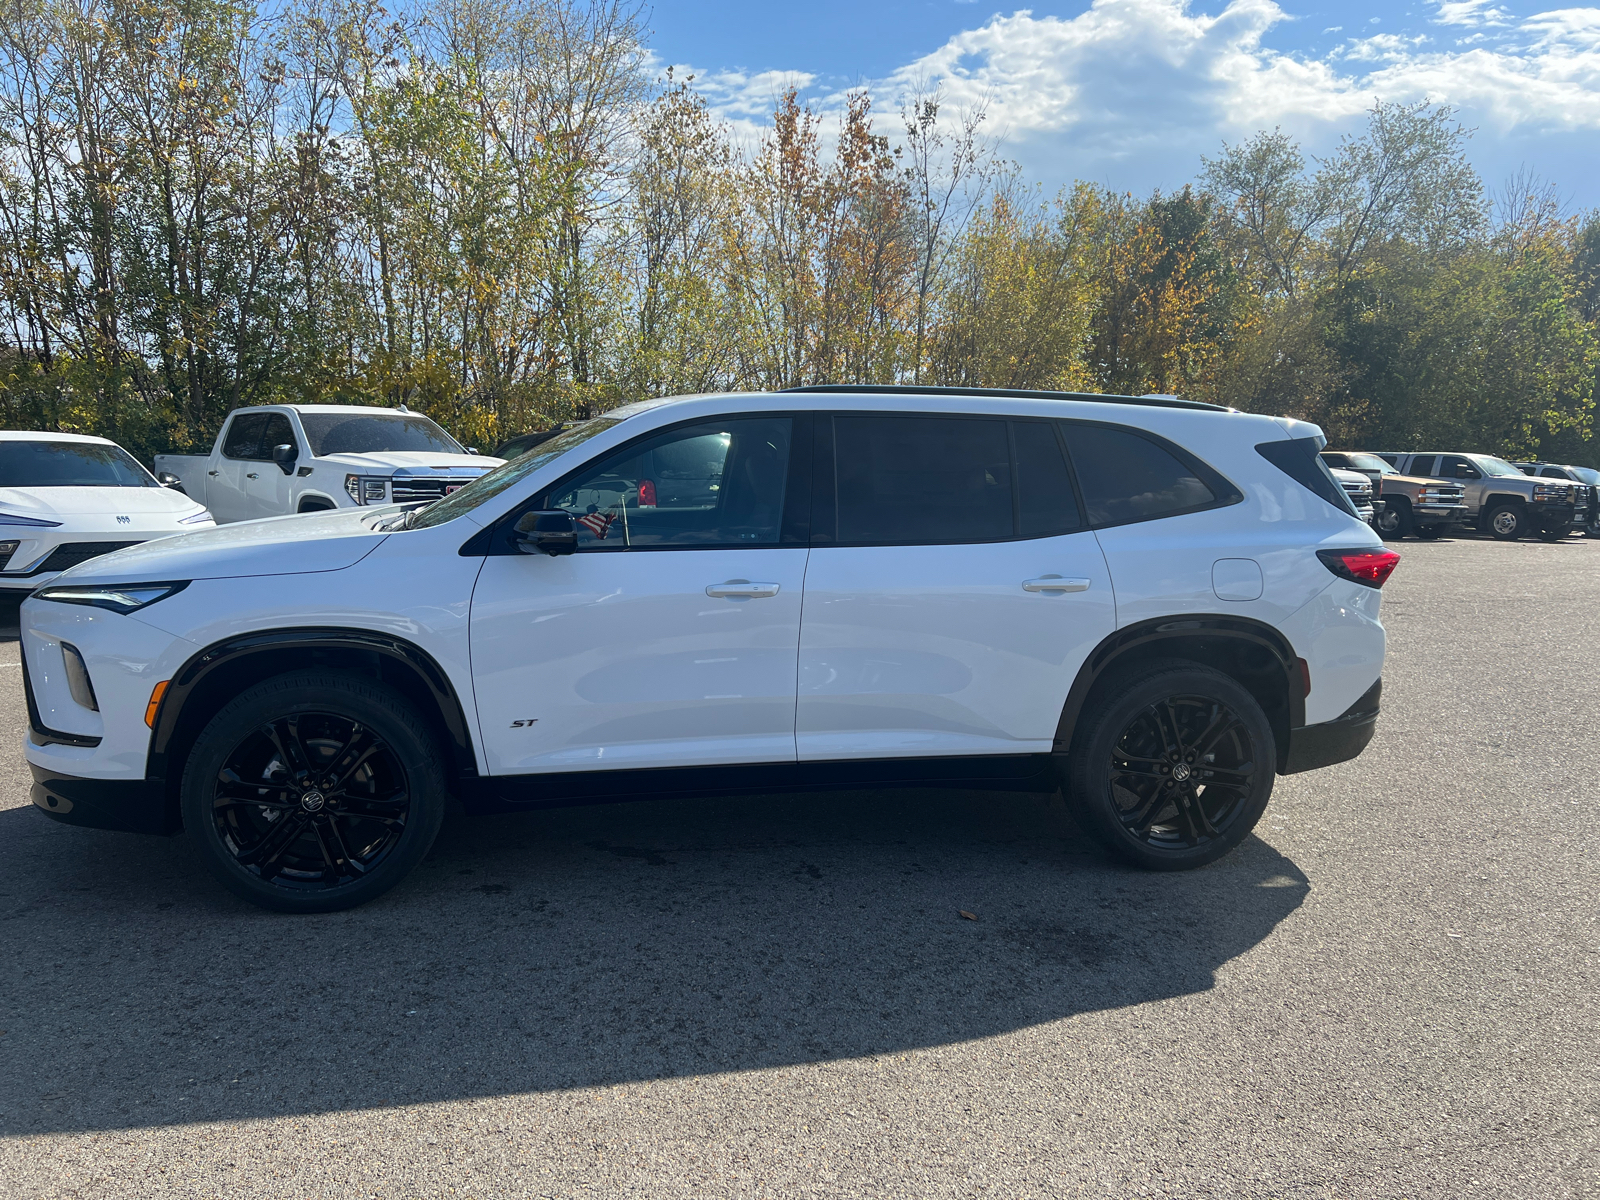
646;0;1600;209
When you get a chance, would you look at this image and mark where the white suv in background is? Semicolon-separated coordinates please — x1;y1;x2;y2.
21;386;1394;912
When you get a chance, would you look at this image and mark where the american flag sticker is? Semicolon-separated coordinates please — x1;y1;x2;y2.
578;511;616;539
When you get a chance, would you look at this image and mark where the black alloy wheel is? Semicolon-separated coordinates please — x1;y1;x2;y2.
183;672;446;912
1066;662;1274;870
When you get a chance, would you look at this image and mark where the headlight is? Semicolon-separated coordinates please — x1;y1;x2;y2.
33;580;190;613
0;512;62;527
1532;484;1568;502
178;509;214;525
344;475;389;505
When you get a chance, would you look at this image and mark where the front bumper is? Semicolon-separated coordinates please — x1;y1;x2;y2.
1282;679;1381;774
30;764;174;834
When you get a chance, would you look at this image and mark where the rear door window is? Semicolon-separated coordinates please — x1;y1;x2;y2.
1068;424;1225;526
1013;422;1081;537
1408;455;1436;476
833;415;1012;544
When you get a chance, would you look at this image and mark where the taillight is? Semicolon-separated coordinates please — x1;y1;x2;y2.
1317;547;1401;589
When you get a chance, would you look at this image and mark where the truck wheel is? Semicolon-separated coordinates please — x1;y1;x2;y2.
1375;502;1413;540
298;499;336;513
1486;503;1527;541
1065;662;1274;871
181;671;447;913
1537;526;1570;542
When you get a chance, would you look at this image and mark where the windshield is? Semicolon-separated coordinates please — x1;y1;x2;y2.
406;417;626;529
1342;453;1395;474
1469;455;1527;479
299;412;464;456
0;441;158;488
1566;466;1600;485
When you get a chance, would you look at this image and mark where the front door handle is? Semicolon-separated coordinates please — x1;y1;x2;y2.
1023;575;1091;593
706;580;781;598
208;470;219;476
246;472;259;479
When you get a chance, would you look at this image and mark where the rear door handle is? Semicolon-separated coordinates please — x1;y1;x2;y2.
246;472;258;479
1023;575;1090;593
706;580;781;598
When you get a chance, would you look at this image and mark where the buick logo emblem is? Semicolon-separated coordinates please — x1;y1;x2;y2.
300;789;326;813
1172;763;1192;782
116;515;131;524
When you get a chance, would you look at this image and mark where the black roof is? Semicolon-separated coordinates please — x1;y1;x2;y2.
779;384;1231;413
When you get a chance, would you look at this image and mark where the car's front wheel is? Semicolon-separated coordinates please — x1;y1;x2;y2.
1486;503;1527;540
1065;662;1275;871
1375;502;1413;540
182;671;447;912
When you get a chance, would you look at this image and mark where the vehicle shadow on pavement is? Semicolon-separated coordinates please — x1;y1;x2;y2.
0;787;1307;1135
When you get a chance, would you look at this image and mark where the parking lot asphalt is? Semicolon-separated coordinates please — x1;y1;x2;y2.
0;534;1597;1199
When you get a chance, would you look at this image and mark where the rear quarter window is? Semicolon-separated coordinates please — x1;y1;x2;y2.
1256;437;1359;517
1064;423;1238;526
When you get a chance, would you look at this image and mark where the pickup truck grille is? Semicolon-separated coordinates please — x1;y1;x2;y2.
391;478;477;503
1418;486;1465;504
1340;480;1373;505
34;541;143;572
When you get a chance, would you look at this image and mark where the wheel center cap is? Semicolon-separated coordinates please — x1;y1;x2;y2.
1171;763;1192;782
300;789;326;813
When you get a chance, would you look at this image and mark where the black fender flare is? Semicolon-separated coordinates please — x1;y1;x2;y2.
1053;614;1306;772
147;627;479;803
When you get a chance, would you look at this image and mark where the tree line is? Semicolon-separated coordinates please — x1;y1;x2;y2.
2;0;1596;467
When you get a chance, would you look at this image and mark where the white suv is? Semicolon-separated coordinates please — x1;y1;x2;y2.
20;387;1394;912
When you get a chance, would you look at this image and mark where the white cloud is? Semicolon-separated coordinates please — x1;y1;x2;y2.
1432;0;1513;27
681;0;1600;200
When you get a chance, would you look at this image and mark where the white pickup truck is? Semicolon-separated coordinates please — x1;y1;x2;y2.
155;404;503;522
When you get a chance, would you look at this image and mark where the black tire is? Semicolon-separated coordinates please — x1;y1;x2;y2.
1486;502;1527;541
1374;501;1413;540
181;671;447;913
1065;661;1275;871
298;499;336;513
1537;525;1570;542
1414;524;1447;540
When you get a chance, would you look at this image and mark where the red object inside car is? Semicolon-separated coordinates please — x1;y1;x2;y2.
638;479;657;507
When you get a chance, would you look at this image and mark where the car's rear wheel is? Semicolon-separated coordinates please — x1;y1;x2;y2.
1486;503;1526;540
1065;662;1275;871
182;671;447;912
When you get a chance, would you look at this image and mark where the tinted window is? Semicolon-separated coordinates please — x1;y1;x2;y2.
1407;455;1435;476
1540;467;1567;478
547;418;791;550
260;414;296;458
0;441;157;488
222;413;268;460
1255;437;1357;517
1440;455;1478;479
1071;425;1218;525
299;412;463;456
1014;421;1080;536
834;416;1011;543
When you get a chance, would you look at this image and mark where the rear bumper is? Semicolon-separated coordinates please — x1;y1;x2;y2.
29;764;174;835
1283;679;1381;774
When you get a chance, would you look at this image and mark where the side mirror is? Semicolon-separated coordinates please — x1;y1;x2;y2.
513;509;577;556
271;443;298;475
156;471;187;494
467;447;480;455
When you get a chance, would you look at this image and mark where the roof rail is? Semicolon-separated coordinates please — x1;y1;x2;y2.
779;383;1232;413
